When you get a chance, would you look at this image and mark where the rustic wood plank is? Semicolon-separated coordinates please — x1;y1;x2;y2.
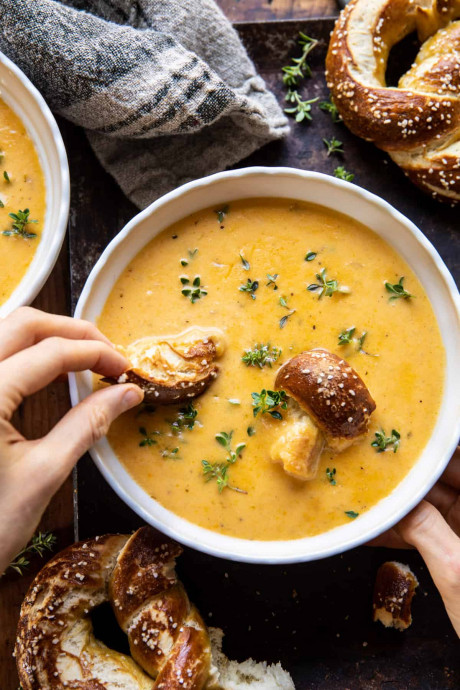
218;0;338;21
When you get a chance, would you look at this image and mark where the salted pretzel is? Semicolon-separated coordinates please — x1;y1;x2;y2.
326;0;460;203
15;527;215;689
15;527;294;689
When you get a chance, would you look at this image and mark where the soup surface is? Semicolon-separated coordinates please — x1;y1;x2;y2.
0;97;46;305
98;199;444;541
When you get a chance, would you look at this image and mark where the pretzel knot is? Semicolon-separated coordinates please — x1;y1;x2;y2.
15;528;217;689
326;0;460;203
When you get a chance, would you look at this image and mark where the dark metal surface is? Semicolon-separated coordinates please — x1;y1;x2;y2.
69;19;460;689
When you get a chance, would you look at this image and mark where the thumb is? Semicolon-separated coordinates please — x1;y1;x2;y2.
396;500;460;636
31;383;144;489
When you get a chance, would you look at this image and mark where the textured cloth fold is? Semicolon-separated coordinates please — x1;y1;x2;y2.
0;0;289;208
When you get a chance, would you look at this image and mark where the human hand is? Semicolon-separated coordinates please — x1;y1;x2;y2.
0;307;143;576
371;446;460;636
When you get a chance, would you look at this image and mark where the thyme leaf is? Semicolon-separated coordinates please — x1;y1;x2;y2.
242;343;282;368
371;429;401;453
214;204;229;224
8;532;56;576
252;389;288;420
307;267;350;299
319;97;342;122
326;467;337;485
384;277;414;301
240;252;250;270
239;278;259;300
2;208;38;239
334;166;354;182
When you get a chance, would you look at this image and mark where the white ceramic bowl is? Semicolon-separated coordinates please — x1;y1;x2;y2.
0;52;69;316
70;167;460;564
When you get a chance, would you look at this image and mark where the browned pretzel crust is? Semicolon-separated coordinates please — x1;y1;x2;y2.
326;0;460;203
15;528;217;690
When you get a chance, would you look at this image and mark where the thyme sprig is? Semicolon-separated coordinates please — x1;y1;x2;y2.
8;532;56;576
319;97;342;123
323;137;344;156
2;208;38;239
181;275;207;303
252;389;288;420
371;429;401;453
307;267;350;299
338;327;377;356
139;426;159;447
242;343;282;368
334;166;354;182
384;277;414;301
326;467;337;485
170;402;198;433
282;33;318;86
285;91;319;123
239;278;259;300
202;431;247;494
266;273;279;290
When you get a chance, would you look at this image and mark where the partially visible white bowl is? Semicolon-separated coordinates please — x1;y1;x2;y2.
70;167;460;564
0;52;69;316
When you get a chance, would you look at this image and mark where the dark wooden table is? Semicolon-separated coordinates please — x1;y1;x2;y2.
2;1;459;688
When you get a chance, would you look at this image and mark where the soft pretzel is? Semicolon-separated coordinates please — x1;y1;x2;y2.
270;349;376;481
15;528;215;689
326;0;460;203
15;527;294;690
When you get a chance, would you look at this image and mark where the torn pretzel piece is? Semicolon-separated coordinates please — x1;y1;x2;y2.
373;561;419;630
103;326;225;404
271;348;376;481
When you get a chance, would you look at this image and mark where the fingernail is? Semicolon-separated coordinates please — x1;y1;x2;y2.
122;386;144;409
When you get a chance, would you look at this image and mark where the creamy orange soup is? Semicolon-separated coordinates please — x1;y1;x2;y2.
0;98;46;305
98;199;444;541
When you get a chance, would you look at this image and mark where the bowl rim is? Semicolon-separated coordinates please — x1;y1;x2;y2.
0;51;70;315
70;166;460;564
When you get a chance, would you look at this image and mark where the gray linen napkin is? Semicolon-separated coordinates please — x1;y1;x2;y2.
0;0;289;208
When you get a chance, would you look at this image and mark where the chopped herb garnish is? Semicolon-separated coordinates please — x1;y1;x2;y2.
371;429;401;453
338;327;377;356
202;431;247;494
280;310;296;328
3;170;11;183
338;326;356;346
240;252;250;271
214;204;229;224
279;295;288;308
319;97;342;123
2;208;38;239
323;137;344;156
247;426;256;437
307;267;350;299
180;258;188;266
326;467;337;485
384;277;414;301
170;402;198;433
139;426;159;447
228;398;240;405
189;248;198;258
345;510;359;519
181;275;207;303
334;166;354;182
0;200;4;208
252;389;288;420
266;273;279;290
8;532;56;576
161;447;180;459
285;91;319;123
282;33;318;86
180;248;198;267
305;251;317;262
239;278;259;300
242;343;282;368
